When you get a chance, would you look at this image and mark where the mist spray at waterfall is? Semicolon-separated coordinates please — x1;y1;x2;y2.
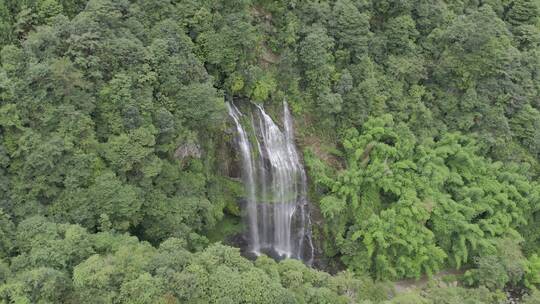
227;101;314;264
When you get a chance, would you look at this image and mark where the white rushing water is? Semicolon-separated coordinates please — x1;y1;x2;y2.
227;101;314;264
227;103;260;254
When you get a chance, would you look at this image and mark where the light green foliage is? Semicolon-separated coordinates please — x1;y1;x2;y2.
423;285;507;304
307;115;539;281
73;241;156;302
523;290;540;304
117;273;166;304
526;254;540;287
0;215;384;303
11;217;95;272
70;241;372;304
462;238;528;291
252;73;277;102
0;267;72;304
307;116;445;279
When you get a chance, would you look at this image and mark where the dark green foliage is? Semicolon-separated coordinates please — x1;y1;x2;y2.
0;0;230;241
0;210;13;259
330;0;371;62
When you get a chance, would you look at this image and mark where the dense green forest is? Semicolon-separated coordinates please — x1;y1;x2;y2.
1;0;540;303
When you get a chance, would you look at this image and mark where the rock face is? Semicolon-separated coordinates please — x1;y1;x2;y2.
227;101;315;264
174;142;201;160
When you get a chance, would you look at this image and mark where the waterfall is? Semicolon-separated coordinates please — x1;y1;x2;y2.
227;103;260;254
227;101;314;264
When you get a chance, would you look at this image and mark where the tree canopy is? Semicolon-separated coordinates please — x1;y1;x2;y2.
1;0;540;303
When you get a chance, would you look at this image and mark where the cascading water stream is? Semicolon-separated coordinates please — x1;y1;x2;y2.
227;103;260;254
227;101;314;264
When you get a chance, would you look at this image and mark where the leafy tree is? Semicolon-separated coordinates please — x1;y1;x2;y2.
299;25;335;94
330;0;371;63
525;254;540;287
384;15;419;55
0;267;72;304
506;0;540;26
0;209;13;259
